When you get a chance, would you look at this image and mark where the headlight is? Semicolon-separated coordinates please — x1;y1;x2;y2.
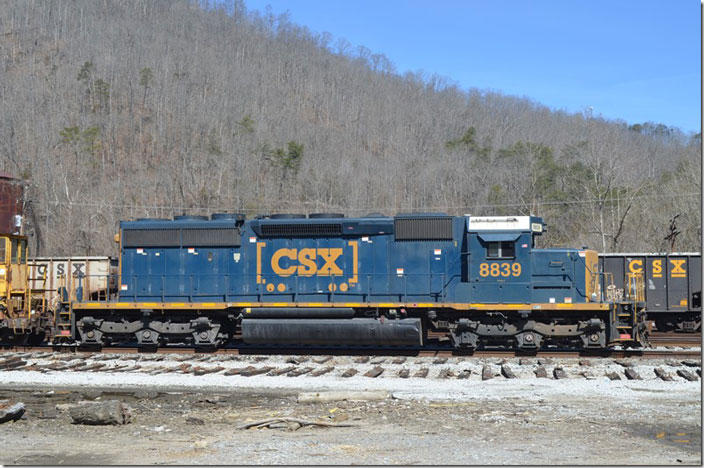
0;267;5;276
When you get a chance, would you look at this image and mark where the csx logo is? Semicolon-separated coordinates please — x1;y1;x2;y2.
271;248;343;276
256;241;358;283
628;259;687;278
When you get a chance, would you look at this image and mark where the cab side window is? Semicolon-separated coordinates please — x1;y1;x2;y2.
11;239;17;263
19;239;27;264
0;238;5;263
486;241;515;259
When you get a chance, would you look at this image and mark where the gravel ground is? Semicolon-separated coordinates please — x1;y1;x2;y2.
0;351;700;465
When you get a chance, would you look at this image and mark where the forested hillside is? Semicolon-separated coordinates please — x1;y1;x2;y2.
0;0;700;256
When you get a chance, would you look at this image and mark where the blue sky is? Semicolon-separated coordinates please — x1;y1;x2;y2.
244;0;701;134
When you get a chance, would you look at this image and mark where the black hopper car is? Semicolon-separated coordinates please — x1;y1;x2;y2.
599;253;701;332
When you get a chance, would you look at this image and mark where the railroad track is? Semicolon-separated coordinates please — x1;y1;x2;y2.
648;332;701;348
1;343;700;360
0;347;700;383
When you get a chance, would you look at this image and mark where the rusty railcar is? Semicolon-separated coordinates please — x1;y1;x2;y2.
0;172;24;235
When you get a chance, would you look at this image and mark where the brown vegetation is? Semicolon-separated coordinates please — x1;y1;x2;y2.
0;0;699;255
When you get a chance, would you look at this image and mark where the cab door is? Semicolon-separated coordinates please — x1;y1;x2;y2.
9;237;27;293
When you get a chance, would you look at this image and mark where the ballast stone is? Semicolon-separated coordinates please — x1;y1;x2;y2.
69;400;132;425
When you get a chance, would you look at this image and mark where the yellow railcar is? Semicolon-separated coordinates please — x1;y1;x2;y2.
0;233;51;344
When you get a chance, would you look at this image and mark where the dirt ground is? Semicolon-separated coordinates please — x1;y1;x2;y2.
0;379;700;465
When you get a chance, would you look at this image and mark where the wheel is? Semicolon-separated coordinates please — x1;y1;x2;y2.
655;320;674;333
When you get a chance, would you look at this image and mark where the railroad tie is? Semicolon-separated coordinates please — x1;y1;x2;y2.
501;365;517;379
193;366;225;376
0;359;28;371
19;363;41;372
312;356;333;364
397;369;410;379
341;368;358;378
310;366;334;377
77;363;107;372
457;369;471;379
0;357;27;369
354;356;370;364
676;369;699;381
653;368;674;381
286;356;309;364
437;368;455;379
605;371;622;381
413;368;429;378
106;364;130;372
239;366;274;377
224;366;255;376
112;365;141;373
287;367;314;377
624;368;641;380
392;357;407;365
481;365;494;381
364;366;384;378
534;366;548;379
552;368;568;380
267;366;297;376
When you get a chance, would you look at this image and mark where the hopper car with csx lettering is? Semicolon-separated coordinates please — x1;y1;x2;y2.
599;253;701;333
64;213;648;351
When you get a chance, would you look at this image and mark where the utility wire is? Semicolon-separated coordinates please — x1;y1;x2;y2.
40;191;700;213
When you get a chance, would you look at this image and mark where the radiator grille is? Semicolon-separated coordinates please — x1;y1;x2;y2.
394;217;453;241
182;228;241;247
123;229;180;247
260;223;342;237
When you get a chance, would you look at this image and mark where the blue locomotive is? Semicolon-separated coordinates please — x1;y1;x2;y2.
70;212;648;350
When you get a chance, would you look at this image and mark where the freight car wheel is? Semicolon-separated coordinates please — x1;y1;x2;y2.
26;331;46;347
655;320;675;333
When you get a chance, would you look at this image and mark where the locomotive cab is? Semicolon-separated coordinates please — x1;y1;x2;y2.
466;216;598;305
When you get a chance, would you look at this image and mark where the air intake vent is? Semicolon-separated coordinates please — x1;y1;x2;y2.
182;228;241;247
394;217;453;241
123;229;180;247
261;223;342;237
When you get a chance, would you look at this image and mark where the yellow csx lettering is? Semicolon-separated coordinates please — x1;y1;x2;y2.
670;259;686;278
271;248;343;277
628;259;643;273
651;259;663;278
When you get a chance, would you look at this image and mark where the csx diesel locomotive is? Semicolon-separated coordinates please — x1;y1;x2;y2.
67;212;648;350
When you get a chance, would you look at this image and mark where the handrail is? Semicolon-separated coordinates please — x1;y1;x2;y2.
69;272;462;303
